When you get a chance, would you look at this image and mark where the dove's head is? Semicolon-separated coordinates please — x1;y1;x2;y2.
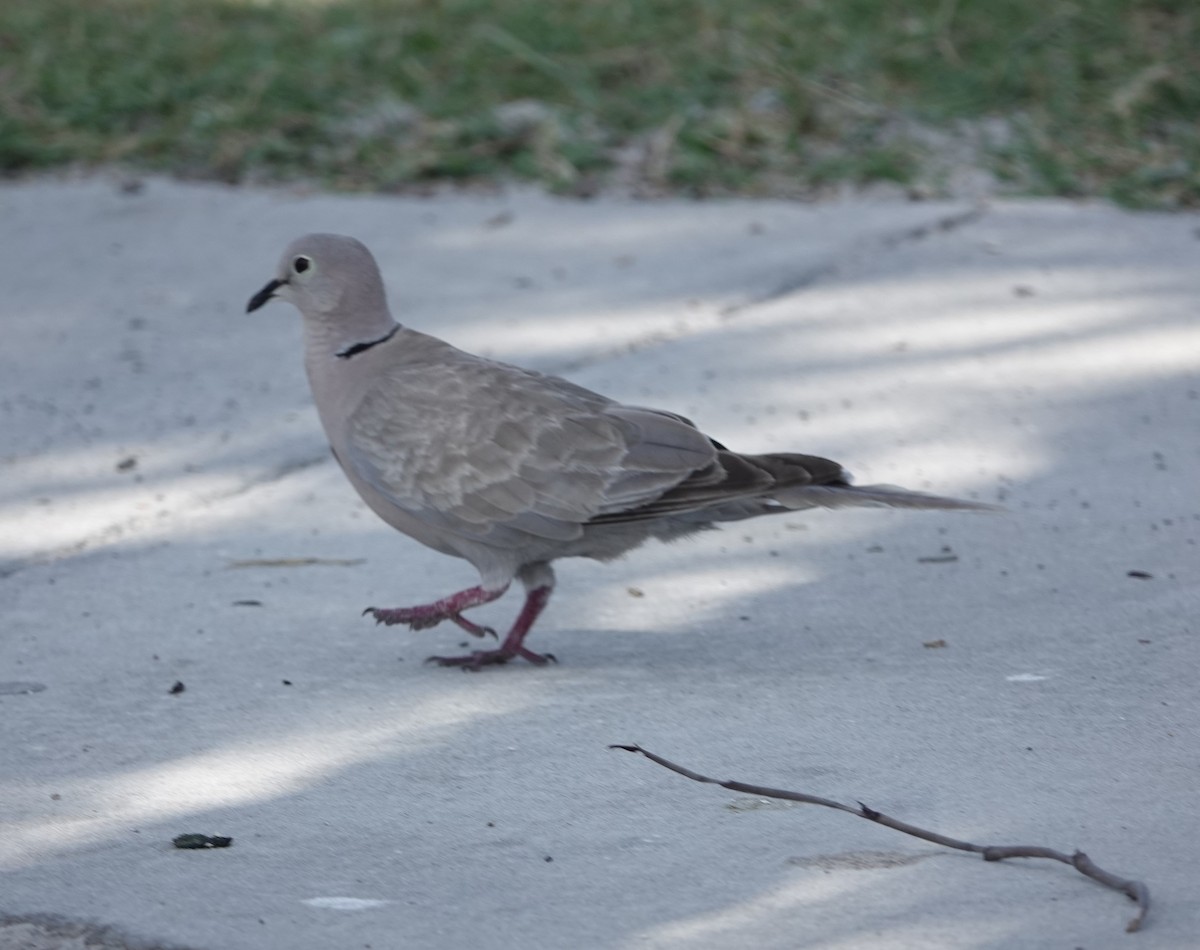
248;232;394;330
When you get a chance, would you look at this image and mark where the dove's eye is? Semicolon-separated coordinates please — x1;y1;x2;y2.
292;255;312;274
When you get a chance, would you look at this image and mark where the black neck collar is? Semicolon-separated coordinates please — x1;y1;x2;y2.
336;324;399;360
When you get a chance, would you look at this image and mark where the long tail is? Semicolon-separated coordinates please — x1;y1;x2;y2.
774;482;1000;512
589;447;1000;527
740;451;1000;513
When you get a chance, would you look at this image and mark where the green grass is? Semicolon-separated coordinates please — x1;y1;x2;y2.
2;0;1198;206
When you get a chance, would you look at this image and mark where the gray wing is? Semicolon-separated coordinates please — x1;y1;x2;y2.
342;355;723;547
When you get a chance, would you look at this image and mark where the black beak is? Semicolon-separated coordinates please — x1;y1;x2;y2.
246;278;284;313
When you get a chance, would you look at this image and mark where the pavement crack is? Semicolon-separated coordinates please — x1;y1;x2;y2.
0;451;330;578
552;326;693;374
879;201;989;246
548;203;988;375
222;450;332;501
727;202;989;315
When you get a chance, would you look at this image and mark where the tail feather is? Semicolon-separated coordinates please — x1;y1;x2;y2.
589;443;1000;526
775;482;1000;512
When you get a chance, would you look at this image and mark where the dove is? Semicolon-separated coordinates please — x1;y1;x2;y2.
247;233;992;669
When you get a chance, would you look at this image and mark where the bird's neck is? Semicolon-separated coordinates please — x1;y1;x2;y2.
302;315;401;450
303;308;399;364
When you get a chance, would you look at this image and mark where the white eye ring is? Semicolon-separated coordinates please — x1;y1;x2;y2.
292;255;313;274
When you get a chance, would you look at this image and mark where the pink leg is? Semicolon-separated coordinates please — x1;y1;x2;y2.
364;585;507;633
427;585;554;670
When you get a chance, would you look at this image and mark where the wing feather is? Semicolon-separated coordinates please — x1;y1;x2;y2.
341;354;719;545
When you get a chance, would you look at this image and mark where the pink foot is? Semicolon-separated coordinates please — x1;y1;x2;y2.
449;615;497;640
363;585;505;633
426;585;553;671
426;645;556;670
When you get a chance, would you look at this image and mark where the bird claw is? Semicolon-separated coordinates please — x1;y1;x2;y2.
363;606;446;630
423;652;501;672
363;605;498;637
449;615;497;640
424;647;556;671
367;585;552;668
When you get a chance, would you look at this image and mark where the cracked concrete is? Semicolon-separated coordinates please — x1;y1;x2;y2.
1;177;1198;949
729;204;989;314
0;451;332;580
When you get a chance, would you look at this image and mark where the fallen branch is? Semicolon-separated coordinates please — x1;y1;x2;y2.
611;743;1149;934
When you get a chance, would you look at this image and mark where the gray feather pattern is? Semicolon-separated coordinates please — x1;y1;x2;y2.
258;233;996;600
341;341;720;545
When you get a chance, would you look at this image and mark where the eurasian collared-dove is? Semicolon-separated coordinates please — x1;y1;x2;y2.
248;234;992;669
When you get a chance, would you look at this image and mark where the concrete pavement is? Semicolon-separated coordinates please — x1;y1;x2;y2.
1;177;1197;949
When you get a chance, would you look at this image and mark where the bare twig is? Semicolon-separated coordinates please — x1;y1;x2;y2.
611;744;1149;933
